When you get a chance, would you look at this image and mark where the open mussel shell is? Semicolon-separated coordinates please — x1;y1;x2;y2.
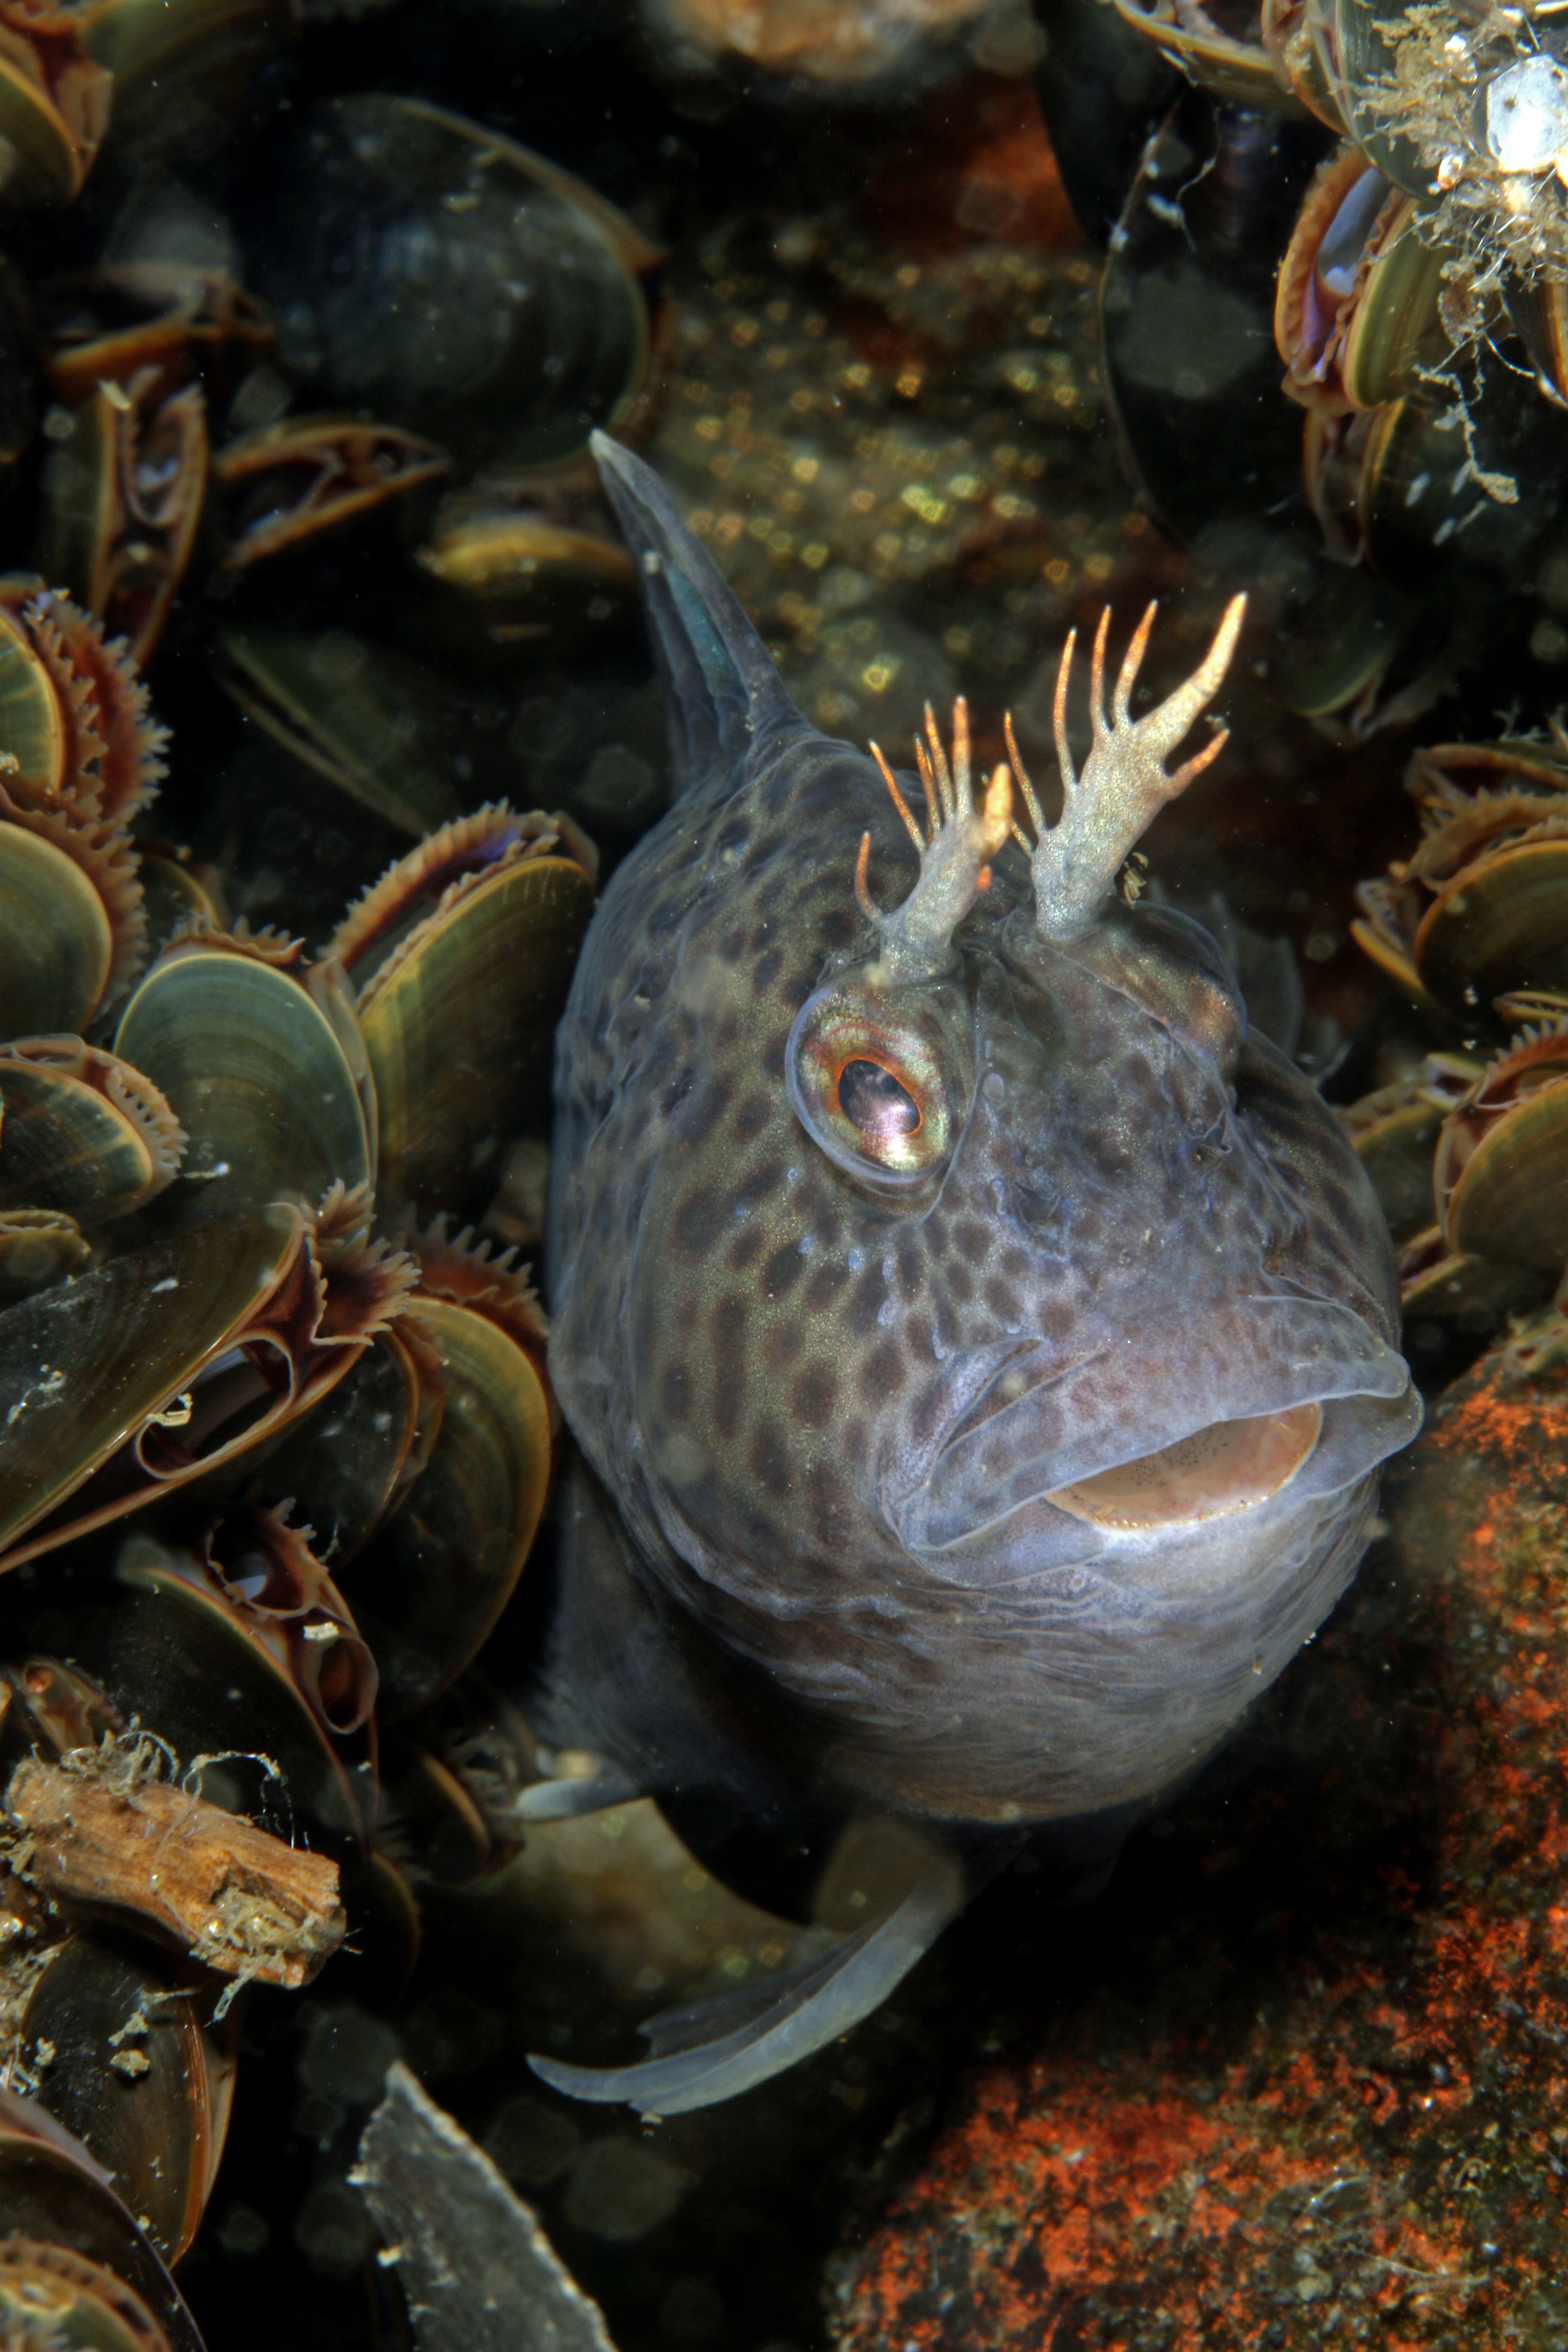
249;1325;425;1565
37;369;209;666
1508;274;1568;407
1277;162;1451;415
40;266;274;410
251;94;654;473
1414;840;1568;1012
341;1297;550;1722
0;599;71;793
1109;0;1303;111
0;1203;357;1570
1398;1223;1548;1325
0;1039;183;1220
349;840;593;1225
113;943;370;1221
211;627;468;839
213;415;449;570
0;2098;204;2352
11;1535;370;1853
1436;1033;1568;1272
0;25;111;207
18;1938;230;2263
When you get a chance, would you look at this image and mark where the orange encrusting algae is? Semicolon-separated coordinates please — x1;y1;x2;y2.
833;1348;1568;2349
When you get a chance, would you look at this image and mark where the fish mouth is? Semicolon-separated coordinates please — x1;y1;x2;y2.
1044;1401;1323;1531
891;1297;1420;1582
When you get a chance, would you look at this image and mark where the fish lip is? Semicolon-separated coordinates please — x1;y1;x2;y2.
892;1294;1415;1559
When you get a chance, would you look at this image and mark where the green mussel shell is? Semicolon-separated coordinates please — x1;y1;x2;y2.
1415;840;1568;1013
359;855;592;1224
0;1045;181;1221
342;1296;551;1722
113;948;370;1224
0;827;113;1036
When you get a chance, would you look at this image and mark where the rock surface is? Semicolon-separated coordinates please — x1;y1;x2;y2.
831;1344;1568;2350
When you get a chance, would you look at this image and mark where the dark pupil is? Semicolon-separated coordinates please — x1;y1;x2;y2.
837;1058;920;1143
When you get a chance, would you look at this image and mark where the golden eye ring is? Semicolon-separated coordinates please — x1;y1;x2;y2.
786;983;957;1185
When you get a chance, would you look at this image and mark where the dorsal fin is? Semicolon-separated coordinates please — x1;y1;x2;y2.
591;433;803;802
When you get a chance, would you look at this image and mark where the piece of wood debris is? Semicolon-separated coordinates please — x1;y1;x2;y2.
4;1755;344;1987
353;2062;619;2352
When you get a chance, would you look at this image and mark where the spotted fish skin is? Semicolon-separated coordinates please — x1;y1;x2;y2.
546;442;1418;1834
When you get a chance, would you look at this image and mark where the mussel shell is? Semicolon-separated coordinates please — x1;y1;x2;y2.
1414;839;1568;1012
1109;0;1304;113
0;599;67;794
341;1297;550;1722
1359;371;1568;595
1398;1223;1547;1324
0;822;113;1035
18;1939;225;2263
213;415;449;570
245;1326;422;1565
37;371;209;668
135;848;224;955
0;1203;329;1568
1335;196;1451;411
1304;0;1428;197
1099;92;1330;543
0;42;110;208
0;1041;181;1220
0;2234;180;2352
1439;1070;1568;1272
12;1537;369;1853
251;95;652;473
1343;1090;1442;1240
0;2112;203;2352
40;267;274;409
211;627;467;839
75;0;295;164
113;945;371;1223
1273;554;1403;710
1507;273;1568;406
1031;0;1182;244
359;853;592;1225
378;1741;494;1886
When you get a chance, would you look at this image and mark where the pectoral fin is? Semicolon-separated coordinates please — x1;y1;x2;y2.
527;1851;965;2116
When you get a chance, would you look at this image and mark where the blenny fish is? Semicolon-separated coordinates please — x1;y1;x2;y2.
529;437;1420;2114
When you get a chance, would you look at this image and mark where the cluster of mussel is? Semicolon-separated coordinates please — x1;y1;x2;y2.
1069;0;1568;727
1338;728;1568;1361
0;0;661;790
0;579;597;2345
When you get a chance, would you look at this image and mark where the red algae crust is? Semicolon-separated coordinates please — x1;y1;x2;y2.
832;1347;1568;2351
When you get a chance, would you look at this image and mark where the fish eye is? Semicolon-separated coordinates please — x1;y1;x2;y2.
786;983;959;1186
837;1057;921;1142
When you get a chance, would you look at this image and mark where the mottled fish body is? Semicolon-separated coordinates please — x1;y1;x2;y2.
533;440;1418;2112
